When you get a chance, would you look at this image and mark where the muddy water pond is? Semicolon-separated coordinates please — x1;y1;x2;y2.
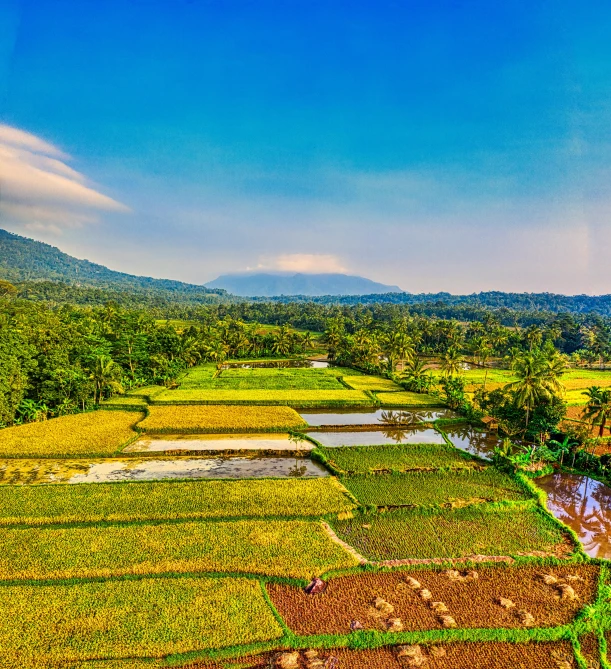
301;408;458;427
536;473;611;559
310;427;446;447
443;426;503;460
125;433;312;454
0;456;328;484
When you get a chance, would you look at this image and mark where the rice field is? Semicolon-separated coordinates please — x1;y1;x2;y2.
376;391;444;407
0;577;282;664
340;469;531;507
316;443;479;474
0;519;358;580
0;360;608;667
0;477;356;526
0;411;142;458
152;388;373;406
330;505;570;561
139;404;306;433
268;564;600;635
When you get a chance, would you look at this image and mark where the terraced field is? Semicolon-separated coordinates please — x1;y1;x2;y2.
0;359;608;668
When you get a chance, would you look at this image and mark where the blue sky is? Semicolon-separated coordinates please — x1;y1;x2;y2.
1;0;610;293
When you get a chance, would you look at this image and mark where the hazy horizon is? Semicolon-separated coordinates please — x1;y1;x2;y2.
1;1;610;295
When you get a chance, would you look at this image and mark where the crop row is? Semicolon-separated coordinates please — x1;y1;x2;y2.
315;443;479;474
151;388;374;407
330;504;569;561
341;469;531;508
342;375;403;392
180;365;346;390
0;477;356;526
376;391;443;407
0;411;142;459
0;519;358;580
1;577;282;664
139;404;306;433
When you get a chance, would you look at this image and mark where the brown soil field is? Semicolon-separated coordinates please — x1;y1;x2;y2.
267;565;599;636
182;641;575;668
578;634;601;668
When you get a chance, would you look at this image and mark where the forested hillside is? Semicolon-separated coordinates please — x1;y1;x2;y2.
0;229;225;302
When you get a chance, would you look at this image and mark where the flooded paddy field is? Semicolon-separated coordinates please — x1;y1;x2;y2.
301;408;458;426
536;473;611;559
124;433;312;454
0;456;328;484
443;426;503;460
310;427;446;447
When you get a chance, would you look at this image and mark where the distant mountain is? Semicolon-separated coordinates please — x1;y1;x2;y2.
205;272;403;297
0;228;225;302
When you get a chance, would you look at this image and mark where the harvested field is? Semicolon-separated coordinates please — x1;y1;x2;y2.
340;469;530;507
0;577;282;664
0;477;356;526
392;641;575;669
267;564;599;635
316;443;478;474
0;519;358;580
0;411;142;458
178;641;578;669
578;634;601;668
139;405;306;433
152;389;372;407
330;506;570;561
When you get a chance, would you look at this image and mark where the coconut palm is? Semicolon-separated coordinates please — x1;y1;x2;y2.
440;348;463;377
582;386;611;438
507;350;565;430
89;355;123;404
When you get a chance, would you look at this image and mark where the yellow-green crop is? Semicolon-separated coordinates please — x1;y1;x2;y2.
0;477;356;525
0;519;358;580
139;404;306;433
0;411;142;458
0;577;282;663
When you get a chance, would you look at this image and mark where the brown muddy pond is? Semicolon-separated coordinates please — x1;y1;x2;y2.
536;473;611;559
0;456;328;484
310;427;446;447
301;408;458;427
124;433;312;454
443;426;503;460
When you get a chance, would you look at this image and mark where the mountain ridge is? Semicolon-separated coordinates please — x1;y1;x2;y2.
205;272;403;296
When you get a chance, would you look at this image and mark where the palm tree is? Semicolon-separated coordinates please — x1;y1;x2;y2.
441;348;463;377
89;355;123;404
582;386;611;438
473;337;493;390
507;350;565;430
524;325;543;351
402;358;433;393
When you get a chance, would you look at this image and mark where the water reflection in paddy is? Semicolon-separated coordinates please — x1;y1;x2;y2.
444;425;503;460
301;408;458;427
125;433;309;454
311;428;445;447
0;456;327;484
536;473;611;559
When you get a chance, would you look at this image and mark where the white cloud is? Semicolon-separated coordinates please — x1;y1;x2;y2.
251;253;347;274
0;123;128;233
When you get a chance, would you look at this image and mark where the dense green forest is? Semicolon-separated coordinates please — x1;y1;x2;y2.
2;289;611;429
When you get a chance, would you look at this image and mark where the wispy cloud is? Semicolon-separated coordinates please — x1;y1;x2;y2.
0;124;128;233
250;253;347;273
